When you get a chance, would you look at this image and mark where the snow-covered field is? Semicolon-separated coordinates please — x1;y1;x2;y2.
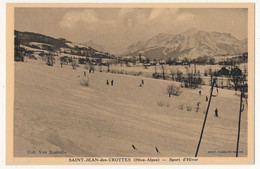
14;60;248;157
108;63;247;76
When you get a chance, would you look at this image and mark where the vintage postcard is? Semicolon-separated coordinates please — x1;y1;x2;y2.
6;3;255;164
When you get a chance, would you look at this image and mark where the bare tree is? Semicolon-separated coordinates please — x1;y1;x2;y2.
167;84;182;97
197;70;201;76
71;58;77;69
230;67;243;95
208;66;213;76
185;65;190;74
170;69;175;81
46;55;54;66
154;64;157;73
139;53;142;63
160;64;167;80
176;69;183;82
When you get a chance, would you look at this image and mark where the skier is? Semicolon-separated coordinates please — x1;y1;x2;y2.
215;108;219;117
155;146;160;153
197;102;201;107
111;80;114;86
141;79;144;85
199;90;201;95
132;145;137;150
196;102;201;112
106;80;109;85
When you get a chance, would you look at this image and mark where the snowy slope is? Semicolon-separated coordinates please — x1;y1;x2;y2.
14;61;247;157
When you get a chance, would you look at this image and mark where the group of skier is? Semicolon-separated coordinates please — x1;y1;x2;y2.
106;79;114;86
198;89;219;118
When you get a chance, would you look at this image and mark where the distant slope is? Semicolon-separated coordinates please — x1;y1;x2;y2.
15;30;69;50
14;30;105;57
83;40;109;53
125;28;248;59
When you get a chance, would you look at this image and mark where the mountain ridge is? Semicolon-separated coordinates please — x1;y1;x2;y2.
124;29;247;59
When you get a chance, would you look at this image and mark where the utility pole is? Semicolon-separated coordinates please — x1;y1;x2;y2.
236;82;245;157
195;79;216;157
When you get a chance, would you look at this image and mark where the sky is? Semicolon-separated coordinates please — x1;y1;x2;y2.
15;8;248;54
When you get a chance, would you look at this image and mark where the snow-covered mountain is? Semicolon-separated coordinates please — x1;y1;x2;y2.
125;28;247;59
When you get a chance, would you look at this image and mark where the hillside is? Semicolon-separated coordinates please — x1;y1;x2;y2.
15;30;69;51
125;28;248;60
15;30;104;57
84;40;110;53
